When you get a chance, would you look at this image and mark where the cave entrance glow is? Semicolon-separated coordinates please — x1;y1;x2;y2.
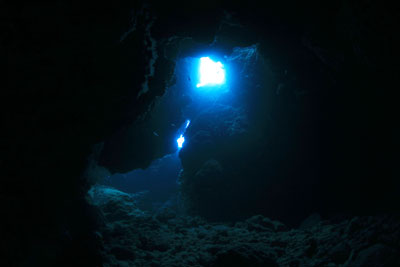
176;119;190;149
196;57;226;88
177;135;185;148
97;54;229;213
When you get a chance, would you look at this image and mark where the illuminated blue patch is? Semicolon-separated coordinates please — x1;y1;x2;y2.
177;134;185;148
196;57;225;88
176;119;190;149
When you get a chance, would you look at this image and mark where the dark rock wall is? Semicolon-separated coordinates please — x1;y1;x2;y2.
1;1;158;265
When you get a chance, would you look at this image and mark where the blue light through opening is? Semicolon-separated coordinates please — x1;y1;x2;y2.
176;119;191;149
177;135;185;148
196;57;225;88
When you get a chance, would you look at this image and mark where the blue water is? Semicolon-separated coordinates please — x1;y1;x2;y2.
103;152;182;210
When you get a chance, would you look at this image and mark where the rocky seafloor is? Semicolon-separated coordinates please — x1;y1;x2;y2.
89;186;400;267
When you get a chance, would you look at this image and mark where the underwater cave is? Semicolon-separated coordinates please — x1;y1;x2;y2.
1;0;399;266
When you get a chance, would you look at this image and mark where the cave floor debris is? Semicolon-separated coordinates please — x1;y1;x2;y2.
89;186;400;267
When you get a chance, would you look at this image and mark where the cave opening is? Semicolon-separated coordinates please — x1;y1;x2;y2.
91;43;272;224
95;53;233;214
196;56;226;88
